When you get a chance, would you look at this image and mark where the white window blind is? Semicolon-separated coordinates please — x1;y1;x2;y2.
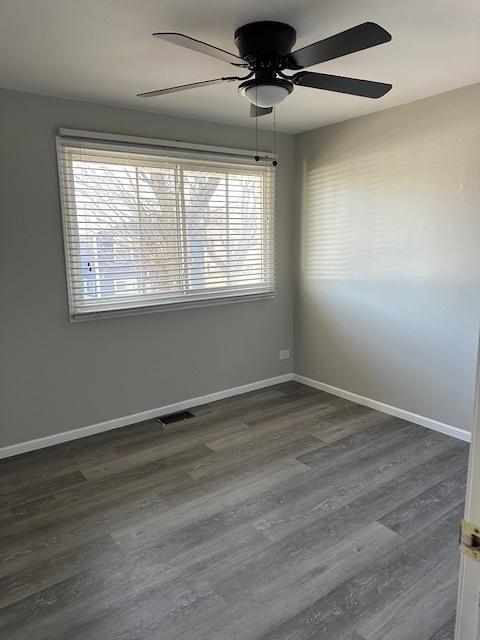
56;132;275;319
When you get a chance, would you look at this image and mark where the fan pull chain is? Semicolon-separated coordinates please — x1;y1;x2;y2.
254;85;259;162
272;107;278;167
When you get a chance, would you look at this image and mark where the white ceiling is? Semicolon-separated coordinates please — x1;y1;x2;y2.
1;0;479;133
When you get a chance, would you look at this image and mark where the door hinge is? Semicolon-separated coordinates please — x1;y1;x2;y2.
459;520;480;563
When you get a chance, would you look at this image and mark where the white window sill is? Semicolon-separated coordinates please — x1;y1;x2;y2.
69;291;276;322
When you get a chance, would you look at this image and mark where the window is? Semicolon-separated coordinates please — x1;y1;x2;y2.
56;131;275;319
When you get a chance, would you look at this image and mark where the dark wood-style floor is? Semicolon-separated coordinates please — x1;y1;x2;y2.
0;382;469;640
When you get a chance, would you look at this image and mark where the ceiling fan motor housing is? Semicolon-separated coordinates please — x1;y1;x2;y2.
234;21;297;65
235;22;297;108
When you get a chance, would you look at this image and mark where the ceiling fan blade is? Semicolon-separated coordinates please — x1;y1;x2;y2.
293;71;392;98
153;33;247;66
285;22;391;70
250;104;273;118
138;76;239;98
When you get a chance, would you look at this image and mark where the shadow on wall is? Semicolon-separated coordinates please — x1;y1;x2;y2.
302;125;480;283
296;109;480;428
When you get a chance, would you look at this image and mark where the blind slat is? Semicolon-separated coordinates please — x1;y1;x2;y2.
75;284;272;305
68;265;271;282
76;285;272;308
66;251;275;261
69;262;271;275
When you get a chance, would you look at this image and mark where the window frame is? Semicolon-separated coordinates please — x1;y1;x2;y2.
56;129;276;321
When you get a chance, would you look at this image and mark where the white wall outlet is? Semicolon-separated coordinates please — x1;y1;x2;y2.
279;349;290;360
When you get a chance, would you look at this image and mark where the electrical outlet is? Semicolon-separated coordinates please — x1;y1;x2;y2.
279;349;290;360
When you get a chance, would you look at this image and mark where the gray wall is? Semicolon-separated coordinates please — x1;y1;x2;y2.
2;82;479;449
294;83;480;431
0;89;294;448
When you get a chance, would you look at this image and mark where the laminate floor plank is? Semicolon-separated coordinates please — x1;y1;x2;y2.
311;407;395;443
378;465;467;537
81;441;215;481
254;430;466;544
175;522;401;640
357;549;459;640
0;383;468;640
112;415;250;458
0;534;120;609
427;615;457;640
0;470;87;514
257;502;462;640
191;386;293;418
0;420;161;489
0;490;167;578
188;433;322;482
113;457;310;550
6;466;190;528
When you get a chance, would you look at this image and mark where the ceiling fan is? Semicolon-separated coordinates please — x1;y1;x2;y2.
138;21;392;117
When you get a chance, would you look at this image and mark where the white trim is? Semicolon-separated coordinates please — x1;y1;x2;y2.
0;374;293;459
58;128;273;160
455;322;480;639
292;374;471;443
2;371;470;460
70;292;276;322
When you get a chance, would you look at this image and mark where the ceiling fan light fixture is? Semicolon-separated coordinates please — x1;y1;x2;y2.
239;79;293;108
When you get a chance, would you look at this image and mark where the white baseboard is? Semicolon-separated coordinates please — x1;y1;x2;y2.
292;374;471;443
2;371;470;459
0;373;293;459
